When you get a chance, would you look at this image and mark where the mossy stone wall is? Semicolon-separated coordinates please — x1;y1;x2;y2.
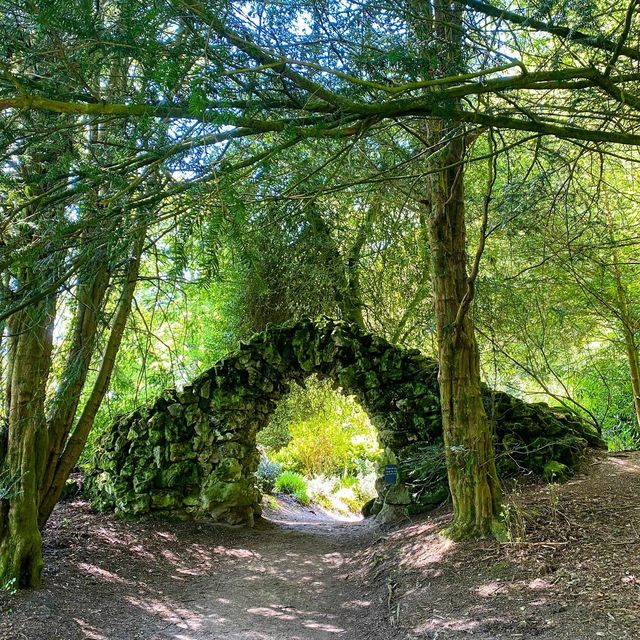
87;317;603;524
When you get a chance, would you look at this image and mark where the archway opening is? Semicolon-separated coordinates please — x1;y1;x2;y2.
256;374;382;518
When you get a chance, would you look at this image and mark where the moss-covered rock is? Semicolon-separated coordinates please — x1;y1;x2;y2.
543;460;569;482
384;484;411;506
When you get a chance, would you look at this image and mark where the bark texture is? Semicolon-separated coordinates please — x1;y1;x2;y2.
38;233;144;527
423;2;502;538
0;232;143;587
0;296;55;588
610;240;640;436
427;135;501;538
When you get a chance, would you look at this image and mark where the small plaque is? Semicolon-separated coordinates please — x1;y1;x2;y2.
383;464;398;486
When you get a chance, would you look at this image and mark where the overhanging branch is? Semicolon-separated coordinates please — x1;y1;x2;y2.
463;0;640;63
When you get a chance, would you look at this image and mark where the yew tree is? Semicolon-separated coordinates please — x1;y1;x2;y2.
2;0;640;587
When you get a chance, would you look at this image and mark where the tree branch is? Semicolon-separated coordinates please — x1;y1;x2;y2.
463;0;640;63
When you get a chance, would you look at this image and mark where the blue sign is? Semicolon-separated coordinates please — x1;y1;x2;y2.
383;464;398;486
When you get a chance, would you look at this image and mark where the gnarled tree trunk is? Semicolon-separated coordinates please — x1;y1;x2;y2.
611;241;640;436
305;204;371;329
427;133;501;538
419;1;502;538
0;293;55;588
38;231;144;527
0;228;144;588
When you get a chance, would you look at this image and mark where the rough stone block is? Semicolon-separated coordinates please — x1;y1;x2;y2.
384;484;411;505
170;442;197;462
376;503;407;524
151;491;182;509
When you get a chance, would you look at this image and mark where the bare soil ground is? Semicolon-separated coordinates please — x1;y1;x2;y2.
0;495;401;640
358;451;640;639
0;452;638;639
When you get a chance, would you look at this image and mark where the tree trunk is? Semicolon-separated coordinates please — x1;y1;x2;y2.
0;273;8;462
39;257;110;503
427;134;502;539
407;1;502;538
305;204;373;329
37;231;144;527
0;295;55;588
342;204;379;330
610;244;640;435
622;328;640;436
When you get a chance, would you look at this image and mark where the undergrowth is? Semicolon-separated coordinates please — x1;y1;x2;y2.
274;471;309;505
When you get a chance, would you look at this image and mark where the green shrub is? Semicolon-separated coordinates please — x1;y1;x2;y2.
335;475;358;490
274;412;353;475
275;471;309;504
256;456;282;493
266;375;381;476
306;475;334;510
571;355;639;450
602;416;639;451
306;472;378;515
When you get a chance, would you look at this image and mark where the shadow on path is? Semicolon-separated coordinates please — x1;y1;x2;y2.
0;497;404;640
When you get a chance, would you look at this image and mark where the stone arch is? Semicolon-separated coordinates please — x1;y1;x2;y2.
87;318;603;525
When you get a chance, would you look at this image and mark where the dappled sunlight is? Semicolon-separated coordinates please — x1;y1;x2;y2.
298;576;325;585
476;580;507;597
414;614;481;634
57;510;373;638
265;513;362;526
77;562;132;586
11;454;640;640
211;545;260;559
92;525;158;563
247;605;347;634
155;530;179;543
302;621;346;633
125;594;204;632
475;576;552;599
385;515;447;543
247;606;297;621
321;552;347;569
7;496;465;639
72;619;111;640
383;514;573;637
400;533;455;570
342;599;371;610
608;456;640;475
262;499;363;527
528;578;552;591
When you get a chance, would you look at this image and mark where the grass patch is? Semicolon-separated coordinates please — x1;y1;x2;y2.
275;471;309;505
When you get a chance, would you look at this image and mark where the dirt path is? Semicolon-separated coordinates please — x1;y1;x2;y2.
2;453;639;639
0;497;404;640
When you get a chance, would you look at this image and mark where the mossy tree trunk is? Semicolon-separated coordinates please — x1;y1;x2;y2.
423;2;502;538
427;133;501;538
613;274;640;437
304;204;373;330
623;329;640;436
0;229;143;588
0;291;55;588
1;62;145;588
38;231;144;527
39;253;110;513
